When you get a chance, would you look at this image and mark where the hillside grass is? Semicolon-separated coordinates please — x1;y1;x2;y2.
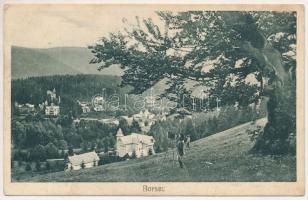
18;118;296;182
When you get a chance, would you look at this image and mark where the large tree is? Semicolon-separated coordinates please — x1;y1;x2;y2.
89;11;296;154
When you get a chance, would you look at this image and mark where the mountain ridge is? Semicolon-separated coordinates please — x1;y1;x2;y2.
11;46;123;79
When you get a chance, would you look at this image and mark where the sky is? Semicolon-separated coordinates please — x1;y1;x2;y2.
5;5;163;48
4;5;262;85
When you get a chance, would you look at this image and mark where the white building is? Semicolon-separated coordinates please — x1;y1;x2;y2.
45;104;60;116
145;95;156;107
15;102;35;113
77;101;91;113
92;96;105;111
47;88;57;99
66;151;100;171
119;110;167;134
81;106;91;113
44;88;61;116
131;109;157;133
99;118;120;126
116;128;155;158
133;109;155;122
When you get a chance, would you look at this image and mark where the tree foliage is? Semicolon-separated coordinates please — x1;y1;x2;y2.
130;119;142;133
131;150;137;159
12;74;133;116
90;11;296;154
30;145;46;161
35;161;41;171
90;11;295;101
25;163;32;171
149;104;265;152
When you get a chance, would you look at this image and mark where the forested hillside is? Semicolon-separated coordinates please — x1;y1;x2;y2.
11;74;130;115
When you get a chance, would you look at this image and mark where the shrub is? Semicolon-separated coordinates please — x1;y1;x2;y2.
123;153;130;160
18;159;22;167
98;159;104;166
68;146;74;156
25;163;32;171
99;155;125;165
45;142;59;158
45;162;50;171
287;132;296;154
35;161;41;171
57;140;68;150
246;126;263;142
81;160;85;169
30;145;46;161
148;148;153;156
131;150;137;159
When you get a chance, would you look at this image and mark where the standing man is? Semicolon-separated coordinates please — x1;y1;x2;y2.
176;133;185;168
186;135;191;149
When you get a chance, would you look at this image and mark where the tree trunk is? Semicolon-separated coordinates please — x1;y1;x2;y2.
246;45;296;155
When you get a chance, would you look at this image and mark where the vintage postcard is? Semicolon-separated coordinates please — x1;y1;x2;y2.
3;3;305;195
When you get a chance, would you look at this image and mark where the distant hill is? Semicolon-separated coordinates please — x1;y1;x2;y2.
11;46;123;79
11;46;203;97
11;46;79;79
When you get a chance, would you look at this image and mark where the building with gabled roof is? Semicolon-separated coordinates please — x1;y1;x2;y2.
116;128;155;158
66;151;99;171
133;109;155;121
45;104;60;116
44;88;61;116
14;102;35;114
77;100;91;113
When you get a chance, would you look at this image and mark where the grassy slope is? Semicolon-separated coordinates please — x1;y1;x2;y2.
21;118;296;182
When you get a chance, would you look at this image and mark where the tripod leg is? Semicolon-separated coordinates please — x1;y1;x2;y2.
163;150;168;161
172;150;174;168
172;137;176;168
179;158;183;168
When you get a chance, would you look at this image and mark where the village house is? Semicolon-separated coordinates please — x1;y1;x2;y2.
77;100;91;113
66;151;100;171
116;128;155;158
81;106;91;113
155;112;168;122
92;96;105;111
145;95;156;107
45;103;60;116
47;88;57;99
132;109;156;133
133;109;155;121
99;118;120;126
14;102;35;113
119;109;168;133
44;88;61;116
133;109;167;133
73;117;119;127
